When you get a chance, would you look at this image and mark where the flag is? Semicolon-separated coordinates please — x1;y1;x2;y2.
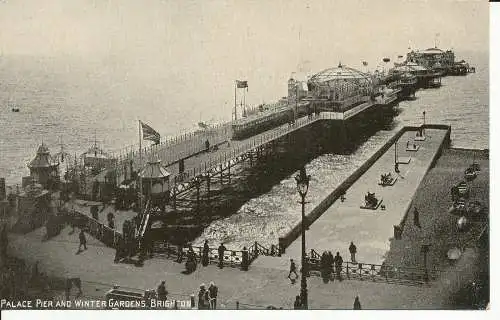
362;61;368;66
236;80;248;89
140;121;160;145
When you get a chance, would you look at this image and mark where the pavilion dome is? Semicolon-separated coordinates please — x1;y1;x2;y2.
308;64;373;87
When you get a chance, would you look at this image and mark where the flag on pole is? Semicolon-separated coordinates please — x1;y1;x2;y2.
236;80;248;90
140;121;160;145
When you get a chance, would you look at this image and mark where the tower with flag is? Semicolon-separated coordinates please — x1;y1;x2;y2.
234;80;249;120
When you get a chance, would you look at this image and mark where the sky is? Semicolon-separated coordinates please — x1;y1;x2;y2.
0;0;489;113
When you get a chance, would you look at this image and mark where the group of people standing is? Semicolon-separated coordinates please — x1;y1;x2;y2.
316;242;358;282
198;282;218;309
177;241;250;272
319;251;345;282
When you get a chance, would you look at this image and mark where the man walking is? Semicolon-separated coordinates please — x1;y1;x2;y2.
349;242;357;263
78;229;87;252
208;282;218;309
333;252;344;281
217;243;226;269
353;296;362;310
288;259;298;283
202;240;210;266
198;284;207;309
157;281;168;300
414;207;421;229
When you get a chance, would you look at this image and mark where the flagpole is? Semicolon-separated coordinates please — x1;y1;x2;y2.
234;81;237;121
139;120;143;213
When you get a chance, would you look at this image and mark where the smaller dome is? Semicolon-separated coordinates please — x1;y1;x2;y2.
422;48;444;54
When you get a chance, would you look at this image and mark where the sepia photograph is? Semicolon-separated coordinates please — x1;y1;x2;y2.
0;0;491;314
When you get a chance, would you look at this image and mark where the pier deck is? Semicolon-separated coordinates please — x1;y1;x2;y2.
109;93;398;188
282;128;449;264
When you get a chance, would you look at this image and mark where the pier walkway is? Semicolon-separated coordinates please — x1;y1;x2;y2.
281;128;449;265
106;93;398;190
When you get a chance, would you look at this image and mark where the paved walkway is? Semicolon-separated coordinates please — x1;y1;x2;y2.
284;129;448;265
7;226;439;309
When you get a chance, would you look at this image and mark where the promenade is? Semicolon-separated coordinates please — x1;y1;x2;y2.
283;128;449;265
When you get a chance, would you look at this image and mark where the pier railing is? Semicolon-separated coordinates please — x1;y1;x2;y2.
152;241;246;268
306;251;440;285
169;113;324;196
151;240;280;268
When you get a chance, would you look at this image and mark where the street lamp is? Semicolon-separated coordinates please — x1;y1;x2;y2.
421;244;430;283
295;167;311;309
422;111;426;136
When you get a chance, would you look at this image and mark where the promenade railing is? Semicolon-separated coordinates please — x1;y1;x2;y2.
306;253;440;285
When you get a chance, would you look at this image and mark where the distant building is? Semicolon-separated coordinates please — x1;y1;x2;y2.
28;143;60;189
288;78;308;106
407;48;455;71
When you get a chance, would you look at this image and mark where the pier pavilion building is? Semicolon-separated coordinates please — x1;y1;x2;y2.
306;64;374;112
28;144;60;190
407;48;455;73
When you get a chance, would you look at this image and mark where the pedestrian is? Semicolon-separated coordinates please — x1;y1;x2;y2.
217;243;226;269
176;244;184;263
414;207;421;229
108;216;115;229
288;259;298;282
198;284;207;310
394;162;400;174
241;246;249;271
340;191;346;202
406;141;409;149
202;240;210;267
78;229;87;251
333;252;343;281
327;251;334;278
293;295;301;309
320;251;328;281
208;282;218;310
205;139;210;152
353;296;362;310
157;281;168;300
349;242;357;263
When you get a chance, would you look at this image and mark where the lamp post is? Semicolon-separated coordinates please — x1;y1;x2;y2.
421;244;430;283
422;111;426;136
295;167;311;309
